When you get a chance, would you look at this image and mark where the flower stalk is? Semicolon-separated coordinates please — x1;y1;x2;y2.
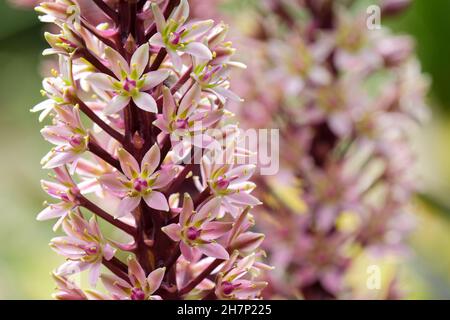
33;0;267;300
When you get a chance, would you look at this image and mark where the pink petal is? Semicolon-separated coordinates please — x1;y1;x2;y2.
231;232;265;253
133;92;157;113
117;148;140;179
227;192;261;206
169;0;189;23
151;3;166;33
99;173;128;194
141;143;160;176
128;256;147;288
143;191;169;211
131;43;150;78
197;243;229;260
147;267;165;294
105;46;129;78
201;221;233;241
85;73;116;91
180;193;194;226
161;223;182;241
180;242;196;262
194;197;221;224
89;262;102;287
43;151;79;169
183;42;212;60
117;196;140;217
142;70;170;91
104;95;130;115
178;83;201;118
227;165;256;185
162;86;176;120
36;203;69;221
103;243;116;261
168;50;183;71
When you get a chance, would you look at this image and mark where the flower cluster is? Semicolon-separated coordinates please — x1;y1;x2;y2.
211;0;429;299
33;0;267;300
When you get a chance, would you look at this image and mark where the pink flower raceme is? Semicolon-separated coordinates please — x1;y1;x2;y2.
32;0;267;300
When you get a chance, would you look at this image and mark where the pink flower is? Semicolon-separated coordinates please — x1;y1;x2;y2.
86;43;170;114
52;272;87;300
153;85;222;148
51;213;116;286
215;252;268;300
101;257;165;300
200;157;261;216
162;194;231;261
149;0;213;70
100;144;173;216
41;105;88;169
37;167;80;230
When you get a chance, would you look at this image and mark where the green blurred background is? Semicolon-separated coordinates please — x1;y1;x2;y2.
0;0;449;299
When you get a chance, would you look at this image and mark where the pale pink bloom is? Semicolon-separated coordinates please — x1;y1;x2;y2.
215;252;268;300
52;272;87;300
31;56;74;122
101;257;165;300
44;23;83;56
85;43;170;115
192;63;241;103
100;144;173;216
41;105;88;169
37;167;80;230
35;0;80;26
162;194;231;261
200;156;260;216
51;213;116;287
153;85;222;148
149;0;213;70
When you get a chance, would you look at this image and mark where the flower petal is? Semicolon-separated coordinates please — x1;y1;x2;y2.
117;196;140;217
105;46;129;78
104;95;130;115
178;83;201;118
85;73;116;91
117;148;140;179
183;42;212;60
197;243;229;260
143;191;169;211
147;267;165;294
161;223;182;241
142;70;170;91
180;242;196;262
128;256;147;288
141;143;160;176
133;92;158;113
162;86;176;120
131;43;150;78
180;193;194;226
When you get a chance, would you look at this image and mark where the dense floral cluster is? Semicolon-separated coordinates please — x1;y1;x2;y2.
204;0;429;299
32;0;268;300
